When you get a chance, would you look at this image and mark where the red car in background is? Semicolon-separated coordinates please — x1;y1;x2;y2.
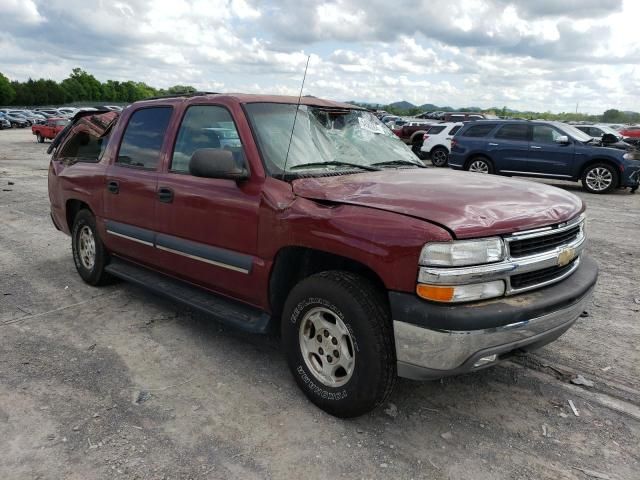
32;118;68;143
619;126;640;138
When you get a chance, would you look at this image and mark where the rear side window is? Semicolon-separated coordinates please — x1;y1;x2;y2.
495;124;529;141
171;105;243;173
117;107;173;169
449;125;462;135
463;124;496;137
427;125;446;134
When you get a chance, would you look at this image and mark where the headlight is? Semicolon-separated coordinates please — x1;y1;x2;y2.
416;280;505;303
419;237;505;267
623;153;633;161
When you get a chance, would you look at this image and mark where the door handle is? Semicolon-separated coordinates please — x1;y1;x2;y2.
107;180;119;194
488;142;499;146
158;187;174;203
530;145;542;149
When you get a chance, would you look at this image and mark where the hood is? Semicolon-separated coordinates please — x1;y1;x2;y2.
292;169;583;239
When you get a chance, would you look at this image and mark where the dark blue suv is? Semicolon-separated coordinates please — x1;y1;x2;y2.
449;120;640;193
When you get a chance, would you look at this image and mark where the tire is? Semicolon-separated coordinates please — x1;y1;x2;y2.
430;146;449;167
581;163;618;194
465;156;494;174
411;137;426;160
281;271;396;418
71;209;113;286
36;133;44;143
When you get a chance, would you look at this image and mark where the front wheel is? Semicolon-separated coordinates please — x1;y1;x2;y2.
281;271;396;418
582;163;618;194
466;157;494;174
36;133;44;143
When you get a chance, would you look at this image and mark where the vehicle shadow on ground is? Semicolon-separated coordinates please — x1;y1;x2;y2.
127;284;530;423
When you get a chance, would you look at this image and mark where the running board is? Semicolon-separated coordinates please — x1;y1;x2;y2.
105;258;271;334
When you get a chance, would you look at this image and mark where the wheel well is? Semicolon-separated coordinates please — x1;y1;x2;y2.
578;159;621;185
410;131;427;143
430;144;449;153
269;247;387;323
464;154;492;169
65;199;92;231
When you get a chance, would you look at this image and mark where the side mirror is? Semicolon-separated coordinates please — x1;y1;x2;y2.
555;135;570;144
189;148;248;181
601;133;617;144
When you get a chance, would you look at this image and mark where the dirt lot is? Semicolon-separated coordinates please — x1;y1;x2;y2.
1;127;639;480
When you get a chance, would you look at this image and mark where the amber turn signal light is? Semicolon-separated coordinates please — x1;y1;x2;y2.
416;284;455;302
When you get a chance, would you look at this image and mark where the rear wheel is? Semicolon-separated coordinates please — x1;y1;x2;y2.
411;137;426;160
281;271;396;418
466;157;494;174
430;147;449;167
582;163;618;194
36;133;44;143
71;210;113;286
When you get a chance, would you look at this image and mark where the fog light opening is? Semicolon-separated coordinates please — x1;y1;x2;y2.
473;354;497;368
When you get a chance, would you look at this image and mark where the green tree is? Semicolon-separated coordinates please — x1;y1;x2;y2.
0;72;15;105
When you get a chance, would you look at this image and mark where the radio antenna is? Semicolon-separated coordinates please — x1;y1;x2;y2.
282;55;311;179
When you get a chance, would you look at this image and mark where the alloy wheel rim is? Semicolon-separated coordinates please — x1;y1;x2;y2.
586;167;612;191
433;150;447;165
469;160;489;173
78;225;96;270
298;307;355;388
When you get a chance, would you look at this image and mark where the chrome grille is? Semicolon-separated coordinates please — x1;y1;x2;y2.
508;225;581;257
510;258;578;289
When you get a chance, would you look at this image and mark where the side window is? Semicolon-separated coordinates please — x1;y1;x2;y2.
532;125;563;144
58;129;107;163
464;124;496;137
449;125;462;135
171;105;243;173
117;107;172;169
495;124;529;141
427;126;446;135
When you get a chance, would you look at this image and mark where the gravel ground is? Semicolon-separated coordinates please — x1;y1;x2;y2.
1;127;639;480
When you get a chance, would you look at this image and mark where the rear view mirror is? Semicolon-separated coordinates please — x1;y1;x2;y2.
189;148;248;181
555;135;570;144
601;133;618;144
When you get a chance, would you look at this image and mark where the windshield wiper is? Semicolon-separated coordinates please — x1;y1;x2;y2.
371;159;426;168
289;161;380;171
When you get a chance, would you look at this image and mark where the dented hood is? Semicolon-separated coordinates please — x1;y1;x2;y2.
292;169;584;239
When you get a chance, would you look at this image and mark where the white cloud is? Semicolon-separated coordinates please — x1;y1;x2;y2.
0;0;637;113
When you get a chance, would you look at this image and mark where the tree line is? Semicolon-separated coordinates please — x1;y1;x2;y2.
0;68;197;107
2;68;639;124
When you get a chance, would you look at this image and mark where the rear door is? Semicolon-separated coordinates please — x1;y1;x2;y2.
102;106;173;268
154;103;262;304
527;124;575;176
488;123;531;172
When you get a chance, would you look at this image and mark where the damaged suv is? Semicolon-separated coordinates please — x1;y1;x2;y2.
48;94;598;417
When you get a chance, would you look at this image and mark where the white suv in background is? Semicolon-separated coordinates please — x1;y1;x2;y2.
420;122;463;167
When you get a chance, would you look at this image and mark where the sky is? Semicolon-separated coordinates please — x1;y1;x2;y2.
0;0;639;113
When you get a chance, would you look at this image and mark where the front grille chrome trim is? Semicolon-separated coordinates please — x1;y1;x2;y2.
418;215;586;295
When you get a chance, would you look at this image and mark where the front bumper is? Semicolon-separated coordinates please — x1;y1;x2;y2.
392;254;598;380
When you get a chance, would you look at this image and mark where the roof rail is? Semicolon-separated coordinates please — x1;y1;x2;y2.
144;91;219;101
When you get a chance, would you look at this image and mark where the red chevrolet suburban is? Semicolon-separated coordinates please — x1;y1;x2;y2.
48;93;598;417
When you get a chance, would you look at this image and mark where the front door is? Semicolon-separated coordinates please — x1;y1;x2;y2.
103;106;174;268
154;104;262;305
527;124;575;176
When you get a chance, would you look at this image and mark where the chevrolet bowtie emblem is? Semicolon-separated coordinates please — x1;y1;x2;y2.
557;247;575;267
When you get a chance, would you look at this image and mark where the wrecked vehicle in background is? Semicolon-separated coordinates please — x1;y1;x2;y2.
47;93;598;417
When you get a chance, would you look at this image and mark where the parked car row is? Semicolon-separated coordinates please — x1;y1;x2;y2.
447;120;639;194
0;105;124;130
